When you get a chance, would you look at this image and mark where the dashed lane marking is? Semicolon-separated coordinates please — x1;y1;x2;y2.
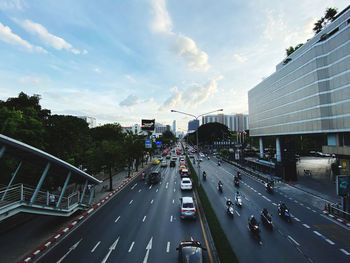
293;217;301;222
131;183;137;190
91;241;101;253
129;200;133;205
337;218;343;222
272;202;277;206
235;210;240;216
288;235;300;246
156;189;158;192
258;192;262;195
149;185;152;190
151;199;154;204
166;242;170;253
128;242;135;252
174;188;176;192
172;199;174;204
313;231;322;237
143;216;146;222
325;239;335;245
262;195;271;202
138;189;142;192
303;224;310;228
340;248;350;255
166;182;169;189
312;210;316;213
115;216;120;223
170;215;173;222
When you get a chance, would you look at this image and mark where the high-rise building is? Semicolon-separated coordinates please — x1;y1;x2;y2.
202;114;248;132
188;119;199;132
172;120;176;134
78;116;97;128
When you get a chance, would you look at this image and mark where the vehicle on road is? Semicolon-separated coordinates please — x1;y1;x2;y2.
226;199;234;218
152;158;160;165
161;160;167;167
248;215;261;241
181;178;192;191
218;181;223;193
180;168;190;178
278;203;291;222
176;241;206;263
235;192;242;207
166;154;171;159
265;182;274;193
261;208;273;229
180;197;196;220
148;171;161;184
237;172;242;180
234;176;239;187
170;160;176;167
202;171;206;181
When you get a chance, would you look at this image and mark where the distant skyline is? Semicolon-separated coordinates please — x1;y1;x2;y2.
0;0;348;131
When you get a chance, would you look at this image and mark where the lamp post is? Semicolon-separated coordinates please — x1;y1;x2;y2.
171;109;223;186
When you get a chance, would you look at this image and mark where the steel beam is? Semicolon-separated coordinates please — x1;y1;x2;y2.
79;179;88;203
30;162;51;205
56;171;71;208
1;161;22;201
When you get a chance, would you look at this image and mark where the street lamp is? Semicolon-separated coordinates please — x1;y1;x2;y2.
171;108;223;185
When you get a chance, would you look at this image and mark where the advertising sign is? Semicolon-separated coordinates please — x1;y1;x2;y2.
336;175;350;197
141;119;155;131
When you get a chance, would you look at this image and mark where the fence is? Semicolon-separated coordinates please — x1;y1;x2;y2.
326;202;350;221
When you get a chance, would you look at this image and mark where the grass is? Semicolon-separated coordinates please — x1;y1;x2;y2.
186;156;239;263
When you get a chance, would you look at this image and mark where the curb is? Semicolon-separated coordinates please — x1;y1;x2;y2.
20;170;143;263
322;210;350;228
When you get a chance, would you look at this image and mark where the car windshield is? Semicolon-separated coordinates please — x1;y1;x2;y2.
183;203;194;208
182;247;202;263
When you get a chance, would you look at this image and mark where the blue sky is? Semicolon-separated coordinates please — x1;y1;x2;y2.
0;0;348;131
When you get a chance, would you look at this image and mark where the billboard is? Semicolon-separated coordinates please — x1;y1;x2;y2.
145;139;152;149
336;176;350;197
141;119;155;131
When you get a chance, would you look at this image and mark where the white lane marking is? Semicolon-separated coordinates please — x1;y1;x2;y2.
235;210;240;216
166;242;170;253
306;207;311;210
131;183;137;190
143;216;146;222
312;210;316;213
191;237;194;241
149;185;152;189
57;239;82;263
143;237;153;263
151;199;154;204
288;197;293;200
340;248;350;255
337;218;343;222
129;200;133;205
313;231;322;237
174;188;176;192
300;203;304;206
258;192;262;195
347;223;350;227
262;195;271;202
156;188;158;192
325;239;335;245
166;182;168;189
294;200;299;203
253;189;257;193
272;202;277;206
328;214;335;218
139;189;142;192
91;241;101;253
288;235;300;246
115;216;121;223
101;237;119;263
172;199;174;204
128;241;135;252
293;217;301;222
303;224;310;228
170;215;173;222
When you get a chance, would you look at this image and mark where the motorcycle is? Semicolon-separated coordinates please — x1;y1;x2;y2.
237;172;242;180
235;196;242;207
234;179;239;187
261;211;273;229
217;161;221;166
227;205;234;218
248;219;261;242
203;172;207;181
265;183;273;193
218;183;223;193
141;172;145;180
278;205;291;222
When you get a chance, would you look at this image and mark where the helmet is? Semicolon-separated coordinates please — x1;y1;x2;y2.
236;191;239;194
227;199;231;202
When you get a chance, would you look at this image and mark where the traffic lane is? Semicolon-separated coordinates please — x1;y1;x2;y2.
199;167;305;263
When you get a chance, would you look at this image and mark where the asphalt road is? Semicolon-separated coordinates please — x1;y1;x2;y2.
195;155;350;263
36;158;210;263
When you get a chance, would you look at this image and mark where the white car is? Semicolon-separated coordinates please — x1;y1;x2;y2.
180;196;196;219
161;160;167;167
181;178;192;190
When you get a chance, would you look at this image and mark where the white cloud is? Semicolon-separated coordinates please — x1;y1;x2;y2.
150;0;209;72
119;94;139;107
234;54;247;63
19;75;50;87
264;9;286;41
0;0;25;10
149;0;172;34
0;22;47;53
159;77;220;111
94;68;101;73
18;19;81;54
125;75;136;83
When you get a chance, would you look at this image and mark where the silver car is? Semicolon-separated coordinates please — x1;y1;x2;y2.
180;197;196;220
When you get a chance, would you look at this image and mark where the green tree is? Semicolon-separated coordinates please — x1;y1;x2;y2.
286;43;303;56
324;7;337;22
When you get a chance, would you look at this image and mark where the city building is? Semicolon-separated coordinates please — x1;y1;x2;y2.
122;124;144;134
248;6;350;178
188;119;199;132
78;116;97;128
172;120;176;134
202;114;249;132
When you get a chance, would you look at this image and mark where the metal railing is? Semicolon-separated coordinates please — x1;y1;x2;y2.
0;183;87;211
326;202;350;221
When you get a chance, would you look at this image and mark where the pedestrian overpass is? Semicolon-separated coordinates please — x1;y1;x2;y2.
0;134;102;222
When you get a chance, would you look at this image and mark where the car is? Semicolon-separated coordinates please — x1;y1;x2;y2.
148;171;161;184
179;165;187;173
180;196;196;220
181;178;192;190
161;160;167;167
152;158;160;165
170;160;176;167
180;169;190;177
176;241;206;263
159;157;163;161
166;154;171;159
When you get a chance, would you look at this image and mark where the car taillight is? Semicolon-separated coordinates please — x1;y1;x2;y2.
181;209;185;212
193;209;196;212
190;184;192;187
181;184;183;187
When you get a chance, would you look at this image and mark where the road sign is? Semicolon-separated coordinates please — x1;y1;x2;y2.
145;140;152;149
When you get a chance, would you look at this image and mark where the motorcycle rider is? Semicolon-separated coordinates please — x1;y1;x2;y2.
202;171;207;179
262;208;269;217
248;215;258;228
226;199;233;207
218;180;223;190
235;191;241;201
279;202;287;215
141;172;145;180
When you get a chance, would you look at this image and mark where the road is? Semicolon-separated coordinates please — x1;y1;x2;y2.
195;155;350;263
36;158;210;262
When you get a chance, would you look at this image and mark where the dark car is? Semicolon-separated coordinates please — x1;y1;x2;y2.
176;241;206;263
170;160;176;167
148;171;161;184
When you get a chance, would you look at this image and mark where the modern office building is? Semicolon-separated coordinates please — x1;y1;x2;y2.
188;119;200;132
248;6;350;178
78;116;97;128
172;120;176;134
202;114;249;132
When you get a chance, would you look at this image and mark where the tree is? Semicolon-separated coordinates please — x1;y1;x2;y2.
313;18;324;34
286;43;303;56
313;7;338;34
324;7;337;22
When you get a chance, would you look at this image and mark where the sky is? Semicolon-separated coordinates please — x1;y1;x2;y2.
0;0;348;131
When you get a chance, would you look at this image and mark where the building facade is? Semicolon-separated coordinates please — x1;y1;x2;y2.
172;120;176;134
78;116;97;128
248;6;350;159
188;119;199;132
202;114;249;132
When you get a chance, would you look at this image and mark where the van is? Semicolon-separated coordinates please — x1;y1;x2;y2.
148;171;161;184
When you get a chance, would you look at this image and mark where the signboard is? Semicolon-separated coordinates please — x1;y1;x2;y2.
141;119;155;131
155;141;162;148
336;175;350;197
145;139;152;149
235;152;240;160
